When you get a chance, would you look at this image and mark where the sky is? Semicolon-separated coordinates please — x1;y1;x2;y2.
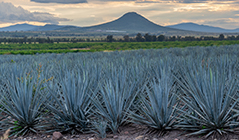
0;0;239;29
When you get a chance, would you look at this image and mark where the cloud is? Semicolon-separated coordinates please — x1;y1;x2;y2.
172;0;211;3
159;0;239;3
31;0;87;4
27;0;239;4
0;2;69;24
136;0;239;4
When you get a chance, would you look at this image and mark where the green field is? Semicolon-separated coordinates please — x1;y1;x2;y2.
1;40;239;54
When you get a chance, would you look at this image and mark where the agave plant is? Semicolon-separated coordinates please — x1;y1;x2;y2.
174;57;239;137
128;64;178;135
0;74;49;136
91;119;108;138
90;67;142;134
0;87;4;131
46;69;98;134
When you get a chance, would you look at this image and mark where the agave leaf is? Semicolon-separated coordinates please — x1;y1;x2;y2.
175;56;239;137
91;67;142;134
0;74;48;136
205;130;214;138
128;63;178;133
45;69;97;133
186;129;211;137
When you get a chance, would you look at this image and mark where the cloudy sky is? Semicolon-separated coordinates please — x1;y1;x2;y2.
0;0;239;29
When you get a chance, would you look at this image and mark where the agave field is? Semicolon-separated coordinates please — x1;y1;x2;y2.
1;45;239;139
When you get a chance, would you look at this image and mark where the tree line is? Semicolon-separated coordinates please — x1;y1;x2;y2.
106;33;238;42
0;34;238;44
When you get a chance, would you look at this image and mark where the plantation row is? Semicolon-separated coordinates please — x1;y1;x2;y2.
1;45;239;138
0;40;239;55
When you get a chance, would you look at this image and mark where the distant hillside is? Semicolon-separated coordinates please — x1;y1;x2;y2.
32;24;67;31
167;22;239;33
76;12;186;34
57;25;80;31
1;12;232;36
0;24;79;32
0;23;39;31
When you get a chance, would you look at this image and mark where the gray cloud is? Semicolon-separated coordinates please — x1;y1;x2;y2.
173;0;210;3
31;0;87;4
165;0;238;3
29;0;239;4
0;2;69;24
136;0;239;4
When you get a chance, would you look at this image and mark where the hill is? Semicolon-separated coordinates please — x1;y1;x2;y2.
166;22;239;33
0;24;79;32
0;23;39;31
0;12;228;36
32;24;67;31
75;12;187;34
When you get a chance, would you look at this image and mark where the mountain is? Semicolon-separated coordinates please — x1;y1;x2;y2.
33;24;80;31
32;24;71;31
166;22;239;33
2;12;233;36
56;25;80;31
232;28;239;32
76;12;185;33
0;23;39;31
0;24;79;32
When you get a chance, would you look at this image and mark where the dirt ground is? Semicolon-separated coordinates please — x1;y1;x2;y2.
2;124;239;140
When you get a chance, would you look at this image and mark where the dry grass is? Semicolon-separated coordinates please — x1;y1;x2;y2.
0;129;10;140
103;50;113;52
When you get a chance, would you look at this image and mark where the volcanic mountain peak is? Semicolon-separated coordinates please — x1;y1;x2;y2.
81;11;179;33
114;12;153;24
120;12;144;18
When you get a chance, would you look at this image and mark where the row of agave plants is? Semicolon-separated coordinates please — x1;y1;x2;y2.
0;46;239;138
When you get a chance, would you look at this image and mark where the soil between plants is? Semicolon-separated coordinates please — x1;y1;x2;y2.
2;125;239;140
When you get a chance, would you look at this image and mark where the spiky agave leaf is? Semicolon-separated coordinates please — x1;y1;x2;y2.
91;119;107;138
91;67;141;134
0;74;49;136
174;57;239;137
0;87;5;132
128;64;178;135
46;70;97;134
